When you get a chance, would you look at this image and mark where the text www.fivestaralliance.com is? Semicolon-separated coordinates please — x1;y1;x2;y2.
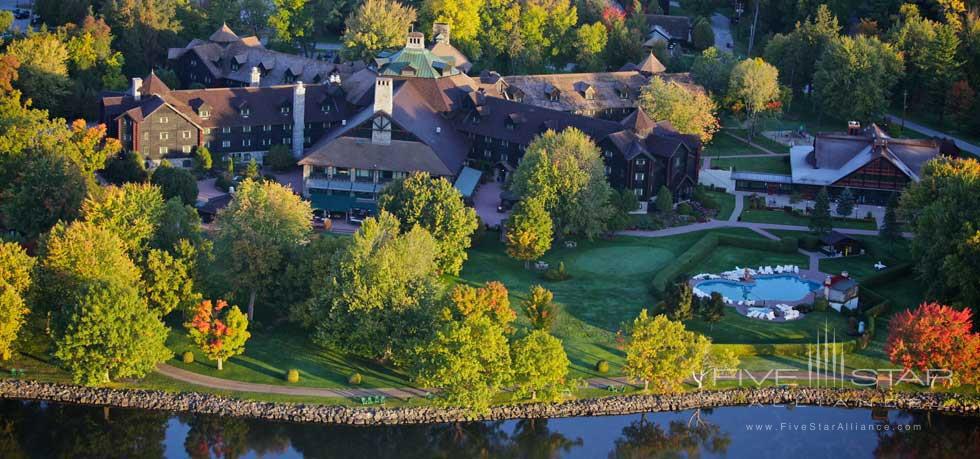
745;422;922;432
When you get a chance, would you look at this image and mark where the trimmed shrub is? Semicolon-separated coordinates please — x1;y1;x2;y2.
860;263;913;288
542;261;571;281
677;202;696;216
779;237;798;252
182;351;194;364
286;369;300;383
813;297;829;312
595;360;610;374
348;373;363;385
716;339;857;357
265;144;295;172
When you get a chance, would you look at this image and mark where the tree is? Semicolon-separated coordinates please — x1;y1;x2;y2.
923;24;963;124
700;291;725;329
885;302;980;387
478;0;522;69
690;47;738;98
62;15;128;120
763;5;839;94
341;0;417;61
691;17;715;51
727;58;781;138
264;144;294;172
244;158;260;181
313;211;441;362
154;197;205;252
103;151;149;184
61;120;122;179
900;157;980;309
574;22;608;71
510;128;614;238
685;0;722;18
421;0;482;54
813;35;903;121
143;242;202;318
625;310;710;392
4;32;71;113
879;192;901;244
411;316;512;413
447;281;516;332
0;10;12;32
0;242;34;360
194;146;213;173
607;188;640;232
268;0;315;52
151;165;199;206
103;0;183;76
836;187;855;217
604;15;645;70
639;77;720;143
505;196;553;266
214;179;311;321
82;182;166;257
53;280;172;385
654;185;673;213
511;330;570;401
663;278;693;321
1;148;88;238
809;187;832;235
691;347;739;389
379;171;478;275
185;300;251;371
520;285;558;331
946;80;975;129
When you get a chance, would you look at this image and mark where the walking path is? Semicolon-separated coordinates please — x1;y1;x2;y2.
722;131;782;155
710;13;735;52
884;114;980;156
618;220;907;239
158;364;863;401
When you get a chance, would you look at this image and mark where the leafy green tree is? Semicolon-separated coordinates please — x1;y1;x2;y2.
625;310;710;392
880;192;901;244
639;77;720;143
607;189;640;232
691;17;715;51
690;47;738;98
264;144;294;172
685;0;722;17
700;291;725;329
379;171;478;275
763;5;839;93
143;242;202;318
268;0;315;52
194;146;213;173
663;278;693;321
185;299;250;370
923;24;962;124
280;235;349;327
809;187;832;235
510;128;613;238
151;165;199;206
813;35;903;121
61;120;123;179
54;279;172;385
341;0;417;61
82;182;166;257
154;197;205;252
62;16;128;120
836;187;855;217
604;16;645;70
478;0;522;69
0;242;34;360
887;4;936;108
900;157;980;309
520;285;558;331
0;10;12;32
421;0;482;54
4;32;71;113
727;58;781;138
691;347;739;389
411;316;512;413
1;148;88;238
103;151;149;184
511;330;570;401
214;179;312;321
574;22;608;71
505;196;553;267
313;211;441;362
103;0;183;76
654;185;673;213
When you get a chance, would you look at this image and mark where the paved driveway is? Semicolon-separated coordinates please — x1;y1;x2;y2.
711;13;735;51
473;180;509;227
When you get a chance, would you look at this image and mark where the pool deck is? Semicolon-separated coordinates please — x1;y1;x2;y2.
690;270;830;322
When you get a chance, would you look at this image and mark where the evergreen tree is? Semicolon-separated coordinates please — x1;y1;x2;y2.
663;278;693;321
244;158;260;181
655;185;673;213
836;187;855;217
880;192;901;244
809;187;832;235
924;24;962;125
700;292;725;330
194;146;213;173
691;17;715;51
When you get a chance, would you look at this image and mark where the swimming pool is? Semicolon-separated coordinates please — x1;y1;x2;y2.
697;275;821;302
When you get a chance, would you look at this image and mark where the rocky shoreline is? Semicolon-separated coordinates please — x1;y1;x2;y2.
1;379;977;425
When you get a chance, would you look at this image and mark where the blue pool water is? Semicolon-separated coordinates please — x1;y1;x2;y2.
697;275;821;302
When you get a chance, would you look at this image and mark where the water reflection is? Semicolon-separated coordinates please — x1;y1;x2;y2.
0;400;977;458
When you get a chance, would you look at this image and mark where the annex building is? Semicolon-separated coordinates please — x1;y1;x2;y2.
101;25;703;213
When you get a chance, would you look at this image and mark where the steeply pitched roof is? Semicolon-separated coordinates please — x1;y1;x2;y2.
377;43;462;79
141;71;171;96
644;14;692;41
637;52;667;74
621;107;655;137
209;23;241;43
298;137;452;176
429;42;472;73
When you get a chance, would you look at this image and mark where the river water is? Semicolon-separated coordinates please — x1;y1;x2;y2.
0;400;977;458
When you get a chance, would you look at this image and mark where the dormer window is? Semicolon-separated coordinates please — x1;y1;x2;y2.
200;109;211;119
231;62;240;71
240;106;251;118
321;103;331;113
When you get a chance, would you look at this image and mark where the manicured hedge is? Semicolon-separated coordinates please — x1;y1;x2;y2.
716;339;857;357
717;234;798;253
860;263;914;288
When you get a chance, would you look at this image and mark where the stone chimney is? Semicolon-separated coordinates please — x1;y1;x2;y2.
249;67;261;87
372;78;393;145
433;23;451;44
847;121;861;135
406;31;425;50
292;81;306;159
131;77;143;101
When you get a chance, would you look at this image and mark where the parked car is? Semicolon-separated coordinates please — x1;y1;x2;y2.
13;9;30;20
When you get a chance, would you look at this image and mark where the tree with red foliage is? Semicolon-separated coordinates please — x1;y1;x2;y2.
184;300;250;371
885;302;980;387
946;80;975;129
601;6;626;26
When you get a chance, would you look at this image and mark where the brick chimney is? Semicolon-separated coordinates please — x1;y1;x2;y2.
249;67;261;87
131;77;143;101
292;81;306;159
372;78;393;145
433;23;451;44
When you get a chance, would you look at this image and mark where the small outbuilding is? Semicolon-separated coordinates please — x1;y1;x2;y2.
821;231;862;256
824;271;860;311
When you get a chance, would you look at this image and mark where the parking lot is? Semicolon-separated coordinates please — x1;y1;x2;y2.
1;0;35;34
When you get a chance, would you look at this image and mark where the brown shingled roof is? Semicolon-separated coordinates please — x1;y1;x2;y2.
637;52;666;74
209;23;240;43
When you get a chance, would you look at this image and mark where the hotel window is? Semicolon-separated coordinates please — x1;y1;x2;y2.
501;139;509;146
604;150;613;158
321;103;331;113
633;188;643;196
221;140;231;148
335;167;350;179
182;145;192;153
243;139;251;147
203;128;212;134
501;153;508;162
261;138;271;146
284;124;292;131
483;149;492;158
305;136;311;144
243;125;252;132
222;126;231;133
393;171;407;179
605;166;612;175
159;147;168;154
191;60;197;67
240;107;251;118
159;132;169;140
181;130;191;139
636;159;647;166
204;141;211;148
634;172;646;182
280;105;291;114
263;124;272;131
231;62;240;71
356;169;372;181
159;117;169;124
283;137;291;144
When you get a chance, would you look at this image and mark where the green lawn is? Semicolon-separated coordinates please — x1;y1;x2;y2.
704;190;736;220
819;255;883;281
711;156;791;175
726;129;792;154
702;132;769;157
739;209;878;230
